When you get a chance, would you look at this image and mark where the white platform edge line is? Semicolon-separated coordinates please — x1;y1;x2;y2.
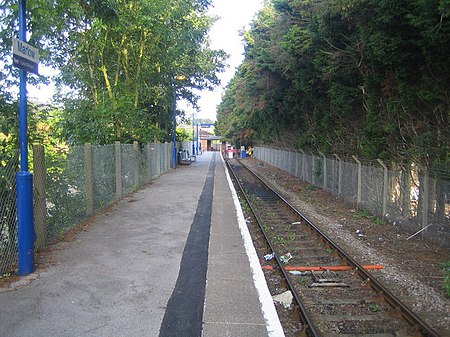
221;156;285;337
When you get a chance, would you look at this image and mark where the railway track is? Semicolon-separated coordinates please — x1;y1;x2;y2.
225;158;441;337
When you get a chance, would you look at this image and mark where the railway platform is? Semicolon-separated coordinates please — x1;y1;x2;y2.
0;152;284;337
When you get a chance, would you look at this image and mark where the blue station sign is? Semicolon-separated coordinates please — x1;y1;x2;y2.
200;123;215;128
12;37;39;75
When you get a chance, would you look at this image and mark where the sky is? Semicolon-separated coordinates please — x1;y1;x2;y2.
28;0;265;121
179;0;265;121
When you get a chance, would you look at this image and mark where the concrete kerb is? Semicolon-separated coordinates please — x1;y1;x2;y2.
203;157;266;336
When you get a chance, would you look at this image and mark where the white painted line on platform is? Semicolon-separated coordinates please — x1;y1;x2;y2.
221;156;285;337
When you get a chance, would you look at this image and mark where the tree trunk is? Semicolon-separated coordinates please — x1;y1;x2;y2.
134;29;147;108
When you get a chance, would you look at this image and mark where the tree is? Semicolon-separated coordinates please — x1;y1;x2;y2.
217;0;449;168
0;0;226;146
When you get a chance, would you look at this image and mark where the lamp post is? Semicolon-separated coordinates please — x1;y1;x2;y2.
196;122;199;155
172;88;177;169
171;75;187;168
192;113;195;156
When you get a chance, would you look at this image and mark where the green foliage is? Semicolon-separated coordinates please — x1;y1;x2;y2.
216;0;450;169
353;209;386;225
306;184;319;192
368;304;381;312
176;127;190;142
0;0;226;146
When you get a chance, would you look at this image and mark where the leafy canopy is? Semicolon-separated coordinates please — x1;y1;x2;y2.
216;0;449;168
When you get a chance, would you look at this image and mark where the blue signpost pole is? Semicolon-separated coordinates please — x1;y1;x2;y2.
17;0;35;276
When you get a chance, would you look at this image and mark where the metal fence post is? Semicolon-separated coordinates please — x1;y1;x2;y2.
161;143;168;173
271;147;275;166
273;148;276;167
165;143;169;172
156;143;161;176
33;145;47;250
377;159;389;218
290;151;295;175
311;154;316;186
277;148;281;168
84;143;94;216
419;168;430;229
334;154;342;198
133;141;139;189
299;149;305;181
164;142;168;172
163;143;167;172
159;143;163;174
167;143;171;171
160;144;163;176
163;143;167;173
147;144;152;182
278;149;282;169
115;141;122;200
287;150;292;174
320;152;327;190
352;155;362;208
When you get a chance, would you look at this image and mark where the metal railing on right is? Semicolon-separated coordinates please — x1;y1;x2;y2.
254;146;450;247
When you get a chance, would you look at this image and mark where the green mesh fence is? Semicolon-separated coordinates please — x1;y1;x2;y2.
46;146;86;242
254;146;449;247
92;144;116;208
121;144;137;195
340;160;358;204
149;144;159;178
139;145;150;186
0;150;19;276
0;142;173;275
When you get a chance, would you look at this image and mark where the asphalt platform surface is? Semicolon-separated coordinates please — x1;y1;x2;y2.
0;152;284;337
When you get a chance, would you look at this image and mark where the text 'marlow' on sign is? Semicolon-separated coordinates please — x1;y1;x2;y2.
12;37;39;75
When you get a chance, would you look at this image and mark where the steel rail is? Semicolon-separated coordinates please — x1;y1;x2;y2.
226;159;322;337
232;158;442;337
